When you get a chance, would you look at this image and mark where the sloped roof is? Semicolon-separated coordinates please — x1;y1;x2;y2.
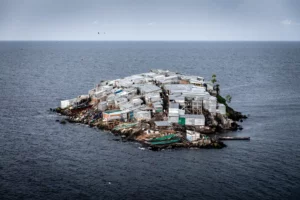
139;84;161;93
183;114;205;119
154;121;171;127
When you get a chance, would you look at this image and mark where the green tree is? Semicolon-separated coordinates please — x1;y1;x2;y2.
211;74;217;84
225;95;232;103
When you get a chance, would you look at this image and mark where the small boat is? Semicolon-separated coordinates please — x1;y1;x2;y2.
148;138;181;145
146;134;181;145
147;134;177;142
218;136;250;140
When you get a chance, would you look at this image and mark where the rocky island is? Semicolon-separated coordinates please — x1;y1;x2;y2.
54;69;247;150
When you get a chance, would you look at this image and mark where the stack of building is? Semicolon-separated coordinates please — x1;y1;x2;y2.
60;69;228;141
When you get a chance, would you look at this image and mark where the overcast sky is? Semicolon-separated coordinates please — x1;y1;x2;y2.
1;0;300;41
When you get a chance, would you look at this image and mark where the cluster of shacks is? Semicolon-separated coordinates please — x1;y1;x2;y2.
61;69;227;141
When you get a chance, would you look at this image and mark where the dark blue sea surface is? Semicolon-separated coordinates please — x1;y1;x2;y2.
0;41;300;200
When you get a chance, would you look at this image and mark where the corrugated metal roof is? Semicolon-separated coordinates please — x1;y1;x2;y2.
139;106;153;110
164;75;179;80
169;103;179;108
170;95;185;100
164;84;193;91
139;85;161;93
164;84;206;93
154;121;171;127
119;103;134;110
145;93;160;98
169;112;179;117
183;114;205;119
104;110;122;114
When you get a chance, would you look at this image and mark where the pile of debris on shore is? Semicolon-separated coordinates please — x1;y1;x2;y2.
53;69;247;150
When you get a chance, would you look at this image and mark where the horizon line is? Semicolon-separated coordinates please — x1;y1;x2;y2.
1;40;300;42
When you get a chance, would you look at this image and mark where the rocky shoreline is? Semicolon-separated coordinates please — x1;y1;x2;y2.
53;69;247;151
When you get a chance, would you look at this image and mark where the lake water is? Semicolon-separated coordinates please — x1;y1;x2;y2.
0;41;300;200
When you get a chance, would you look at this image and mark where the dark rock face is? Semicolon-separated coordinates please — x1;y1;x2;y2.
226;106;247;121
216;124;224;132
230;122;238;131
216;94;247;121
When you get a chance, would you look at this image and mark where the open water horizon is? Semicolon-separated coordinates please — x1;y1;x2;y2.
0;41;300;200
